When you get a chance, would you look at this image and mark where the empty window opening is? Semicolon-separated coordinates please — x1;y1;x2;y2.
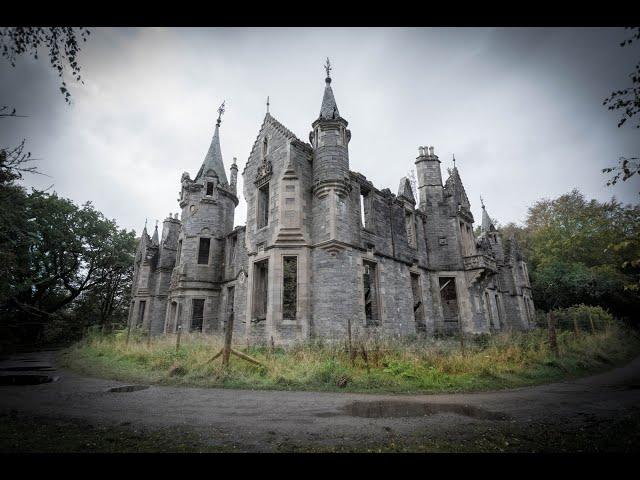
282;256;298;320
363;261;380;326
258;183;270;229
198;238;211;265
191;299;204;332
439;277;459;329
137;300;146;327
252;260;269;321
206;182;214;196
485;291;497;329
360;190;370;229
411;273;425;332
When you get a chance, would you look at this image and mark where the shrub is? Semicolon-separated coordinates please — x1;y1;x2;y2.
552;305;614;332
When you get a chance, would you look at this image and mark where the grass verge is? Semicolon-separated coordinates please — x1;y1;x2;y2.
62;324;640;394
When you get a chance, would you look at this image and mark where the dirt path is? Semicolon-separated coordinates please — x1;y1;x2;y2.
2;350;640;452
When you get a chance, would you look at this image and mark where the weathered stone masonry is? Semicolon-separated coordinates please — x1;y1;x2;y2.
128;65;535;345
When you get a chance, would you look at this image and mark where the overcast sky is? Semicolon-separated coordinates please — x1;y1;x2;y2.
1;27;639;234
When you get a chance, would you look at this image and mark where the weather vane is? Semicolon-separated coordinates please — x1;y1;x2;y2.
324;57;332;79
216;100;226;127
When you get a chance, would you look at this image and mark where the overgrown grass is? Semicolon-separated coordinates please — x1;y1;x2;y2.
62;323;640;394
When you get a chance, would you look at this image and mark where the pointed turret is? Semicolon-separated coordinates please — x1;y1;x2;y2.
397;177;416;204
319;62;341;120
151;220;159;245
195;102;228;184
480;197;496;233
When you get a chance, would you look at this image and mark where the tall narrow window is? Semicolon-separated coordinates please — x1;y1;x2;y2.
197;238;211;265
282;256;298;320
258;183;269;229
252;260;269;320
137;300;146;326
485;291;495;329
176;239;182;265
363;261;380;326
206;182;214;196
439;277;459;330
360;192;366;227
191;299;204;332
494;293;503;327
262;137;268;158
411;273;425;332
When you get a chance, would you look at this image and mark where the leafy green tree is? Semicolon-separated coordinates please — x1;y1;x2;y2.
0;190;136;346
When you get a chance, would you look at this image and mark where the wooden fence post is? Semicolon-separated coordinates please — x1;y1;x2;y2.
222;313;234;368
176;324;182;352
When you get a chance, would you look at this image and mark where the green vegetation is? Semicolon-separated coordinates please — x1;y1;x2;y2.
64;309;640;395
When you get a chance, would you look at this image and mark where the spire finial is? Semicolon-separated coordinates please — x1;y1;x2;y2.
480;195;485;209
216;100;226;127
266;96;270;113
324;57;332;83
452;153;456;168
155;219;159;229
144;217;148;229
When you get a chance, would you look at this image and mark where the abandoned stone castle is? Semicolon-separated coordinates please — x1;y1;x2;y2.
128;62;535;344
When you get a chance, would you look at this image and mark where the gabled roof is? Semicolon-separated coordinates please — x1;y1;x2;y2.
444;166;471;209
397;177;416;204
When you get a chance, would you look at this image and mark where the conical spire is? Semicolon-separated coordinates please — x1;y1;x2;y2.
318;58;341;120
195;101;228;184
481;196;496;233
151;220;159;245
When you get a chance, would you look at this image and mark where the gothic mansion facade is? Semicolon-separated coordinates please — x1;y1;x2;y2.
129;68;535;344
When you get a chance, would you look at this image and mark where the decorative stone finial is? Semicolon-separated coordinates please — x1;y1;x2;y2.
232;157;237;166
453;153;456;168
216;100;226;127
480;195;485;209
429;146;435;156
324;57;332;83
266;96;269;113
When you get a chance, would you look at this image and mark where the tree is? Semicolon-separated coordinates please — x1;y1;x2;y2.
1;27;90;103
602;27;640;193
0;190;136;346
519;189;640;319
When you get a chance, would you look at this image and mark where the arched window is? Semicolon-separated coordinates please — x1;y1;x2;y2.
262;137;268;158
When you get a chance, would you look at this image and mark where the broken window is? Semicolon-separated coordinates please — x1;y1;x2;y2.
258;183;269;229
363;261;380;326
252;259;269;321
206;182;214;196
137;300;146;326
197;237;211;265
411;273;425;332
282;256;298;320
191;299;204;332
439;277;459;328
360;189;372;230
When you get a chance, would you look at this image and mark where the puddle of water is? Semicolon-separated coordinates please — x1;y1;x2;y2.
0;366;55;372
340;400;510;420
0;374;57;386
108;385;150;393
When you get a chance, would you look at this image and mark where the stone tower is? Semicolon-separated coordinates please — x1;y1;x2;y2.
164;103;239;333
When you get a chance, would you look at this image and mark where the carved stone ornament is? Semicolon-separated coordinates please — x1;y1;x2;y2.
255;158;273;186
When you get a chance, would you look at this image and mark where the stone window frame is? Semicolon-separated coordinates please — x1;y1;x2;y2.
281;254;299;322
256;181;270;230
176;238;183;265
359;185;373;232
251;257;270;322
197;236;212;265
362;258;382;327
190;298;206;332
